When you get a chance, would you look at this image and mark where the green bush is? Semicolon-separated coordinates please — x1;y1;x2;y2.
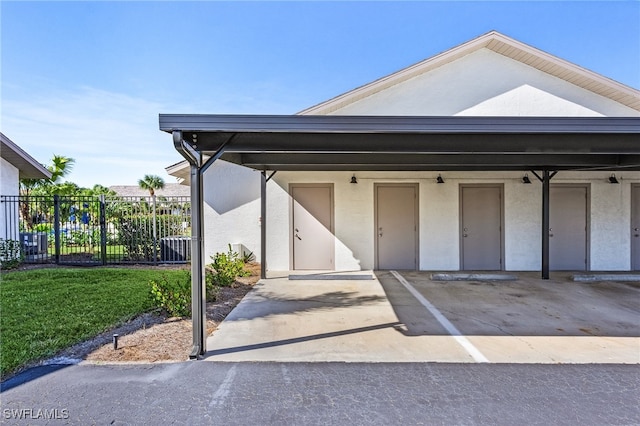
0;239;23;270
149;272;191;317
149;270;222;316
33;223;52;233
208;245;249;287
206;275;220;302
116;214;186;261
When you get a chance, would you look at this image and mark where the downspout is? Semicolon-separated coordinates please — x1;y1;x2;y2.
261;171;277;280
173;130;232;359
173;131;206;358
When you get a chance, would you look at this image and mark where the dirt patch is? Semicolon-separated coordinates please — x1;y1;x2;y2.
52;262;261;364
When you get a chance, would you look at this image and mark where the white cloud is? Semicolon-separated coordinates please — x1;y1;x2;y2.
2;86;185;188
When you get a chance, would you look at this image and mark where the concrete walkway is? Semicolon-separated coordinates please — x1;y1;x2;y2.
205;271;640;363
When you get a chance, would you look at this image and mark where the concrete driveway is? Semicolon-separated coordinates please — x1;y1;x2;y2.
205;271;640;363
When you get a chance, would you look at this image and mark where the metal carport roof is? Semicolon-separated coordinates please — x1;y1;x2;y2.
160;115;640;172
159;114;640;358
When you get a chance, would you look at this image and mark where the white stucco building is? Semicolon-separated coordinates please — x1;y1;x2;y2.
166;31;640;273
0;132;52;240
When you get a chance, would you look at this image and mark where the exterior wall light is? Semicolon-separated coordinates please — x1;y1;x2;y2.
350;174;358;184
436;174;445;184
522;173;532;184
609;173;619;184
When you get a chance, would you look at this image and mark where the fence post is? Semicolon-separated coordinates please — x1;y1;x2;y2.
152;194;158;265
100;195;107;265
54;195;60;264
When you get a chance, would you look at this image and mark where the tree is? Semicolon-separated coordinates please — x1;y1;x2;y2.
138;175;165;197
48;155;75;183
19;155;75;230
19;155;75;196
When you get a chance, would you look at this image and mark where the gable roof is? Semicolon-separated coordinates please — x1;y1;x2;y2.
0;132;52;179
299;30;640;115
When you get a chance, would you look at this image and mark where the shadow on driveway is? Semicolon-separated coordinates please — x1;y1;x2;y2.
375;270;640;338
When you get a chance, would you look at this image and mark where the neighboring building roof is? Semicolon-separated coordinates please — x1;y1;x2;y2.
0;132;52;179
109;183;190;198
299;30;640;115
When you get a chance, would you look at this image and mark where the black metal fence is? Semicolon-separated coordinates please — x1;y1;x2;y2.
0;195;191;265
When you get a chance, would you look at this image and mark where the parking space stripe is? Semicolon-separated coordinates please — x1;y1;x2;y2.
390;270;489;363
209;365;237;407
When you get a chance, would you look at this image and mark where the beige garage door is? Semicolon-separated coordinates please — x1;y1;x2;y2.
291;184;334;270
631;185;640;270
460;185;503;270
375;184;418;270
550;185;588;271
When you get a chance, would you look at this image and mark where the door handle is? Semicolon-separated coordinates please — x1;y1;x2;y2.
295;234;302;240
463;234;468;237
379;227;383;237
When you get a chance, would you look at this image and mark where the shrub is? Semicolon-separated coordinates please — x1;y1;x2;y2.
206;275;220;302
149;271;191;317
208;245;249;287
116;214;186;261
0;239;23;270
242;250;255;263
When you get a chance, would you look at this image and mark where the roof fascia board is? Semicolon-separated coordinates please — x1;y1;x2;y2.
0;132;52;179
487;32;640;108
159;114;640;135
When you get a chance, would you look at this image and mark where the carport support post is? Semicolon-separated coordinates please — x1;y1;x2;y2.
190;163;206;358
542;170;550;280
533;169;555;280
261;171;267;279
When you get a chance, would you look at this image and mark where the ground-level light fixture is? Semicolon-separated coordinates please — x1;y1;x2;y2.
609;173;619;184
522;173;532;184
436;174;445;184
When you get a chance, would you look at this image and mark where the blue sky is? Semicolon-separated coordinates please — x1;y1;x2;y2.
2;1;639;188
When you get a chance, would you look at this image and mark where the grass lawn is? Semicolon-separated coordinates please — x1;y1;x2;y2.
0;267;188;378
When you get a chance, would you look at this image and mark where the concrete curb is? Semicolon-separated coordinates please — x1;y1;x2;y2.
572;274;640;282
288;274;374;280
431;273;518;281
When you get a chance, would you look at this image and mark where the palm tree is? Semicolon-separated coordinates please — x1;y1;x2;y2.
19;155;75;230
138;175;165;197
19;154;75;195
49;155;75;183
138;174;165;264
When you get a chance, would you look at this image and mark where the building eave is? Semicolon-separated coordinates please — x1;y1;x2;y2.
0;132;52;180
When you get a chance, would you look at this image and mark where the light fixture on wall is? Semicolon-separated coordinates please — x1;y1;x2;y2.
522;173;532;184
350;174;358;184
436;174;445;184
609;173;619;184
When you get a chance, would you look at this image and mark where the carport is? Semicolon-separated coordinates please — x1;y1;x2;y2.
159;114;640;357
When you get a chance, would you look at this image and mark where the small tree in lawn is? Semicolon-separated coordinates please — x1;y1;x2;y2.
137;175;165;197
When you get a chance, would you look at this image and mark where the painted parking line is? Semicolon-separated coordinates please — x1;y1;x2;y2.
209;365;237;407
390;270;489;363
